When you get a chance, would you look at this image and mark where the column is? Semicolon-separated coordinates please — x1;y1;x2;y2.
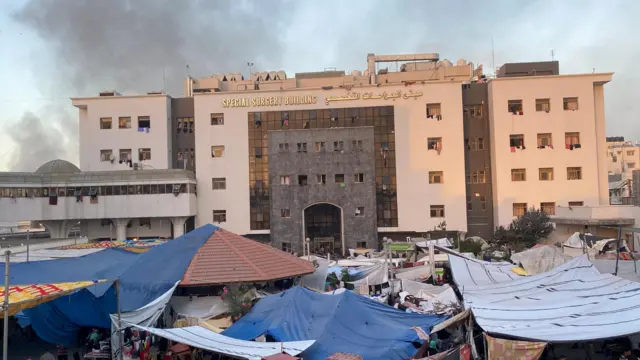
41;221;63;239
171;217;188;239
113;218;130;241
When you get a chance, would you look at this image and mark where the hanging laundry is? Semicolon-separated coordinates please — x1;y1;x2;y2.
510;146;516;153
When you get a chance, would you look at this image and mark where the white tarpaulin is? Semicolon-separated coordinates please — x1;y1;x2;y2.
134;325;315;360
171;295;229;320
10;248;105;262
461;255;640;342
400;280;458;314
447;252;520;288
111;281;179;359
416;238;452;248
299;257;329;291
348;262;388;285
511;245;573;275
394;265;432;281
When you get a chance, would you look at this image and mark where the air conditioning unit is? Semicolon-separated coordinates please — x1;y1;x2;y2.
133;163;141;170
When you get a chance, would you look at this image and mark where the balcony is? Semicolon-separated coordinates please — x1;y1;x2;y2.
551;205;638;226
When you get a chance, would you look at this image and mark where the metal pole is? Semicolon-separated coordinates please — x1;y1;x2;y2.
3;250;11;360
26;230;30;263
115;279;123;360
615;226;622;276
429;244;436;285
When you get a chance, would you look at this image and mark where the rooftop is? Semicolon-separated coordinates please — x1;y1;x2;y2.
0;168;196;185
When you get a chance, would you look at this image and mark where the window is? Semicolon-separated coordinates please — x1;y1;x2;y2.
352;140;363;151
429;171;443;184
539;168;554;181
426;103;442;120
509;134;525;148
540;202;556;215
568;201;584;207
508;100;523;115
281;209;291;218
567;167;582;180
511;168;526;181
467;137;485;151
280;175;291;185
213;210;227;223
211;113;224;125
629;163;636;169
211;145;225;157
119;117;131;129
467;196;473;211
317;174;326;184
565;132;580;147
333;141;344;152
537;133;552;148
138;148;151;161
100;149;113;162
281;242;292;253
355;206;365;216
466;171;486;184
335;174;345;184
177;117;194;133
356;241;367;248
138;116;150;129
100;117;112;129
119;149;132;162
628;150;635;156
563;97;579;111
477;138;485;150
479;195;487;211
212;177;226;190
298;175;308;186
315;142;325;152
278;143;289;152
535;98;551;112
464;104;483;117
430;205;445;218
513;203;527;217
139;218;151;228
427;137;442;151
354;173;364;183
297;143;307;153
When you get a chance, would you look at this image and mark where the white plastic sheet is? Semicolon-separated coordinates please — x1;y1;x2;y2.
10;248;105;262
415;238;452;248
299;257;329;291
348;262;389;286
394;265;432;281
171;295;229;320
460;255;640;342
447;253;518;288
511;246;573;275
134;325;315;360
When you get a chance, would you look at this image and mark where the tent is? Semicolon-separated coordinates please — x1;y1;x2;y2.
446;252;522;288
456;255;640;342
135;325;314;360
223;286;447;360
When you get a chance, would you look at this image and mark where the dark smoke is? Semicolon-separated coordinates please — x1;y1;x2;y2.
8;0;295;170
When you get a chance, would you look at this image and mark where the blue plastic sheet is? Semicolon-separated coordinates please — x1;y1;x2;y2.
9;224;218;346
223;286;447;360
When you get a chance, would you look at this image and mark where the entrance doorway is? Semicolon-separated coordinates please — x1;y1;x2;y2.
304;203;343;256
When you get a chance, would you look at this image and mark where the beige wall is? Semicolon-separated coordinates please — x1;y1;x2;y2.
73;95;172;171
488;74;612;227
194;82;468;235
607;141;640;179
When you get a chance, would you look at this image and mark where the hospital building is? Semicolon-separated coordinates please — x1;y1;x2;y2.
1;52;634;253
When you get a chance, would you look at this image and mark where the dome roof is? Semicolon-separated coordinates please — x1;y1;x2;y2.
35;160;81;174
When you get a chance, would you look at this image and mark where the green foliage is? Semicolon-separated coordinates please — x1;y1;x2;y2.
221;284;253;322
491;207;554;252
453;238;484;256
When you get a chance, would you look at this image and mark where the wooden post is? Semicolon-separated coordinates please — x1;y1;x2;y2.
429;244;436;285
3;250;11;360
115;279;124;360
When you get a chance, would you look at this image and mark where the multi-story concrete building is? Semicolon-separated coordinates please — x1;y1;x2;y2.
607;137;640;180
0;51;627;250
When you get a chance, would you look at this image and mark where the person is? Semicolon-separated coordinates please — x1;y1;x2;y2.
40;350;55;360
621;349;638;360
56;345;68;360
86;328;101;351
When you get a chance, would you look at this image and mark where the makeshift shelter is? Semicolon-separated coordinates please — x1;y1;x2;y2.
223;286;447;360
455;255;640;342
134;325;314;360
446;251;522;288
510;245;573;275
181;228;315;285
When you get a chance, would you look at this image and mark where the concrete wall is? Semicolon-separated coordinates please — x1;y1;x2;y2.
194;82;468;235
171;97;196;171
73;95;172;171
488;74;612;227
81;217;173;240
268;127;377;253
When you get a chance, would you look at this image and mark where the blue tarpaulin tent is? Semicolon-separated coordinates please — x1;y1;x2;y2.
223;286;447;360
10;224;218;345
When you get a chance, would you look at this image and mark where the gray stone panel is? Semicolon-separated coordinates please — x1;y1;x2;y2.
268;127;377;253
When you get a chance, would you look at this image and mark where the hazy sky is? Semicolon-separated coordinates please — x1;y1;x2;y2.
0;0;636;171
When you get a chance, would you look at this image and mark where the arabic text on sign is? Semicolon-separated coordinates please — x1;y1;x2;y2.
325;90;423;105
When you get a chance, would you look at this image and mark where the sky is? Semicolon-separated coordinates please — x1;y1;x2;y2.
0;0;636;171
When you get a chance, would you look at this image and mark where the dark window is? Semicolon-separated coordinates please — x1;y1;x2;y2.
335;174;345;183
298;175;308;186
138;116;150;129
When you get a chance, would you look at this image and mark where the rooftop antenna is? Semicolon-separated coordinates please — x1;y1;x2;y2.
551;49;555;61
491;37;496;76
162;67;166;94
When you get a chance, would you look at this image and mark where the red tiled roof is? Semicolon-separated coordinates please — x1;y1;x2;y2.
262;354;298;360
181;228;315;286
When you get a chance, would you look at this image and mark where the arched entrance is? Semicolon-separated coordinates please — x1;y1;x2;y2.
303;203;344;256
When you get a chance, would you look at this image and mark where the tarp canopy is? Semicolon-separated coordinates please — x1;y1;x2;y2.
460;255;640;342
12;225;216;345
170;295;229;320
10;248;106;262
299;257;329;291
447;252;522;289
0;280;105;317
511;245;573;275
135;325;314;360
223;286;447;360
416;238;452;248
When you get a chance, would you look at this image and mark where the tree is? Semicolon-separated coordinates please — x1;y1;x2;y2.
490;208;554;252
453;238;484;256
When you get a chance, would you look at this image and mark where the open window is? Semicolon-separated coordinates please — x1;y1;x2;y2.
355;207;365;217
563;97;579;111
280;209;291;218
430;205;445;218
540;202;556;215
513;203;527;217
297;143;308;153
137;116;150;130
352;140;363;152
100;149;113;162
315;142;325;152
211;145;225;158
335;174;345;184
280;175;291;185
100;117;112;130
89;187;98;204
333;141;344;152
567;167;582;180
537;133;553;148
539;167;554;181
511;168;526;181
211;113;224;125
427;137;442;151
119;116;131;129
426;103;442;120
508;100;523;115
298;175;308;186
509;134;525;149
565;132;581;150
138;148;151;161
535;99;550;112
354;173;364;183
119;149;132;163
317;174;326;184
213;210;227;223
429;171;443;184
279;143;289;152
